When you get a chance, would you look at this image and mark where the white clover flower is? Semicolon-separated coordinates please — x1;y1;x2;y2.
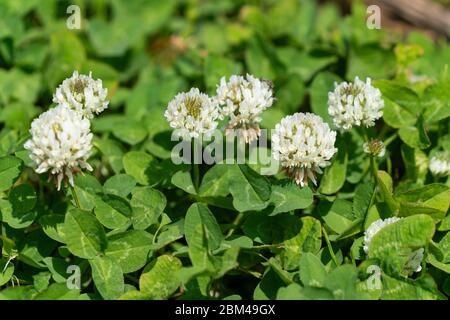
328;77;384;131
363;217;401;255
53;71;109;119
271;112;337;187
24;105;93;190
216;74;274;143
429;152;450;177
363;139;385;158
164;87;220;139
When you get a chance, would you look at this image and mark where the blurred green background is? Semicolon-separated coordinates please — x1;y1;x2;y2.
0;0;449;162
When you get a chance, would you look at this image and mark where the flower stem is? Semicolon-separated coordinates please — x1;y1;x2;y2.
193;164;200;192
70;185;81;209
322;226;339;267
370;155;378;183
361;127;378;183
191;139;200;192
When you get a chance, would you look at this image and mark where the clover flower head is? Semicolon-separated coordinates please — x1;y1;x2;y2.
24;105;93;190
429;151;450;177
328;77;384;131
164;87;220;139
216;74;274;143
363;139;385;158
271;112;337;187
364;217;401;254
53;71;109;119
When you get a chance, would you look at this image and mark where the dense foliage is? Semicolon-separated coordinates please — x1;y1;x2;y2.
0;0;449;300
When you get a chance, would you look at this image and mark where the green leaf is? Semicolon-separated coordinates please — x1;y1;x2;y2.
185;203;223;251
42;257;70;283
369;215;435;277
33;283;80;300
376;171;399;217
94;195;131;230
310;72;341;127
246;36;279;79
318;199;354;235
95;138;124;174
276;74;305;114
18;230;56;268
0;286;36;300
318;139;347;195
152;219;185;250
396;184;450;220
0;155;22;191
381;274;445;300
112;121;148;145
373;80;422;116
186;223;218;271
73;175;103;211
279;48;337;81
139;255;182;299
39;215;66;243
0;258;14;286
130;187;166;230
103;174;136;197
89;256;124;300
215;247;240;279
45;31;85;90
398;115;431;150
438;232;450;264
171;169;196;195
0;198;37;229
8;184;36;214
281;217;322;270
64;209;107;259
105;230;153;273
118;291;151;300
323;264;363;300
229;164;271;212
277;283;334;300
123;151;156;186
269;183;313;215
254;268;287;300
373;79;421;129
353;182;375;219
348;44;395;80
199;164;230;197
401;144;428;183
421;81;450;124
0;69;40;105
33;272;51;292
204;54;242;93
299;253;327;287
382;97;416;129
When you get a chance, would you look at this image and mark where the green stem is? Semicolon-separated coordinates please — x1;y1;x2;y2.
361;127;378;183
384;132;398;147
361;126;370;142
252;243;284;250
226;212;245;238
322;226;339;267
70;185;81;209
370;155;378;183
387;156;392;177
193;164;200;192
191;139;200;192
